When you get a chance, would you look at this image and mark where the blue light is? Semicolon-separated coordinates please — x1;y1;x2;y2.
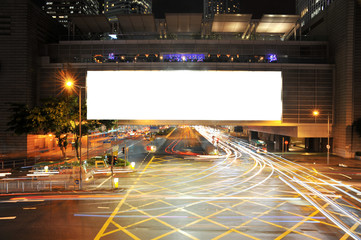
163;54;204;62
268;54;277;62
108;53;115;60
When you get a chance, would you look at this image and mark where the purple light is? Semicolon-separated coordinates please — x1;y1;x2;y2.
108;53;115;60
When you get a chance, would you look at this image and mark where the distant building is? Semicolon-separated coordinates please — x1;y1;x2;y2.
296;0;336;27
42;0;99;27
204;0;241;19
104;0;152;22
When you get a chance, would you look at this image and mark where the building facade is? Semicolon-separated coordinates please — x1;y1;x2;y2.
298;0;361;157
0;0;66;157
42;0;99;27
296;0;336;27
203;0;241;19
104;0;151;22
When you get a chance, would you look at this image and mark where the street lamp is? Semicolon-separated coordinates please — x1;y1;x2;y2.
312;110;319;118
66;80;86;189
313;110;330;165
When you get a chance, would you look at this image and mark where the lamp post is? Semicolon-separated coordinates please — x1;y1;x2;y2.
327;114;330;165
313;110;330;165
66;81;86;189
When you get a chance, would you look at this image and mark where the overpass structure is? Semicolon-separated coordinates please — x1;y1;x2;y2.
39;13;333;154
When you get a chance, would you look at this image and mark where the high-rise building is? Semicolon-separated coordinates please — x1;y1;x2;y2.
0;0;66;157
104;0;152;22
203;0;241;19
42;0;100;27
296;0;335;27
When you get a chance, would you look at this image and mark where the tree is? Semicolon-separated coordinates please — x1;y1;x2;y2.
7;96;115;160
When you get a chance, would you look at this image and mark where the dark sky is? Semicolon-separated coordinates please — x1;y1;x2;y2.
152;0;295;19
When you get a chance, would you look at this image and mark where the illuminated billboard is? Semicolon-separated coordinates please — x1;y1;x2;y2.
86;71;282;121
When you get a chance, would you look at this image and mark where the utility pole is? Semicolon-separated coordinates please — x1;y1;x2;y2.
327;114;330;165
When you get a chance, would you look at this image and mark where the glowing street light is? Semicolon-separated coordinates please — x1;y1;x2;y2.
66;81;73;87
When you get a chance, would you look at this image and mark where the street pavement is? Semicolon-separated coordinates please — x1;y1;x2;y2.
1;127;361;240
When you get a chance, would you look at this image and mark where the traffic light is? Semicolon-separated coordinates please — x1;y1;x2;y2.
122;147;125;154
113;156;118;164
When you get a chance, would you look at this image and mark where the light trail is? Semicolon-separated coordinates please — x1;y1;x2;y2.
0;216;16;220
197;126;361;239
280;176;361;240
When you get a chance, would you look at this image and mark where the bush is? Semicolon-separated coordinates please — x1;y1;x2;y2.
114;158;130;167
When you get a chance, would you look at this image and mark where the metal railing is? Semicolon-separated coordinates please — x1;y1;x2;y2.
0;178;75;193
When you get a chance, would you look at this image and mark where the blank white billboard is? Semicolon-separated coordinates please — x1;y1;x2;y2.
86;71;282;121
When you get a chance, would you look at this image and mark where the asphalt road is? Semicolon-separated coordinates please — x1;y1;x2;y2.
1;126;361;240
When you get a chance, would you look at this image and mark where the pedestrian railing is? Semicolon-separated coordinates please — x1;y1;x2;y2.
0;177;79;193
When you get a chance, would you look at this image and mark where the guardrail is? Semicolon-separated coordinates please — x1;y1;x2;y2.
0;178;75;193
0;158;36;170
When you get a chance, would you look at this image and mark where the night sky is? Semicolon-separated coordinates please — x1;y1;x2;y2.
152;0;295;19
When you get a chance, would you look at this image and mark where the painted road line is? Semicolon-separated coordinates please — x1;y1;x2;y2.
166;128;176;138
23;207;37;210
340;221;360;240
94;156;154;240
95;175;113;189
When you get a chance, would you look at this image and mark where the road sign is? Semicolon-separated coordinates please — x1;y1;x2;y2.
75;179;80;185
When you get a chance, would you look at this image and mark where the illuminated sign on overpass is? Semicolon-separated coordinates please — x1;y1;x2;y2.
87;70;282;121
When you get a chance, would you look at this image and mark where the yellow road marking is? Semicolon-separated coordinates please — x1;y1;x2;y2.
94;156;154;240
110;220;140;239
274;202;331;240
96;152;337;240
340;221;360;240
233;229;261;240
133;207;199;240
207;198;321;240
166;127;176;138
250;197;338;229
